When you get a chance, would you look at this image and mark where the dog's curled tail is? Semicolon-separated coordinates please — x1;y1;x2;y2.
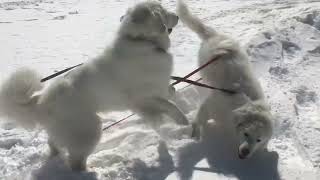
0;68;43;129
177;0;216;40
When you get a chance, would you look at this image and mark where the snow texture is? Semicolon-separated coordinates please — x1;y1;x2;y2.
0;0;320;180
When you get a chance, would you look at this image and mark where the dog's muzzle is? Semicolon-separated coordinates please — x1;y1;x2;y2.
238;147;250;159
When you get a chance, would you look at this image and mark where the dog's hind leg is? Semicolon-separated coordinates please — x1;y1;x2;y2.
68;150;90;171
66;114;102;171
67;138;100;171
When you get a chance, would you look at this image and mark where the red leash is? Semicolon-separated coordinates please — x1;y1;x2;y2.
102;114;135;131
103;56;231;130
41;56;221;85
171;76;236;94
102;77;236;131
102;78;205;131
40;55;230;130
41;63;83;82
170;55;221;86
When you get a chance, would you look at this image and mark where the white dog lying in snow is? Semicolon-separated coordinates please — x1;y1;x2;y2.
0;1;188;171
177;0;274;159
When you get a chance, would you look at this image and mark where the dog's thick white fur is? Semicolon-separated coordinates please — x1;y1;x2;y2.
177;0;274;159
0;1;188;171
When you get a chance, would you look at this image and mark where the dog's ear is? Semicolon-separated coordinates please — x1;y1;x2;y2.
131;6;152;24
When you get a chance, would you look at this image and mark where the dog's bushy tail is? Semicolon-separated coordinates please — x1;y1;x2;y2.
0;68;43;129
177;0;216;40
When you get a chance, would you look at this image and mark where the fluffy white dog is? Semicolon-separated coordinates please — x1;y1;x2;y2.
0;1;188;171
177;0;274;159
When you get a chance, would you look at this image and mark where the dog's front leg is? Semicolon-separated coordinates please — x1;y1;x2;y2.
192;99;210;140
149;97;189;125
135;97;189;126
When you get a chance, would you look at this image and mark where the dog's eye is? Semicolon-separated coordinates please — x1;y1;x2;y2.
244;133;249;137
257;139;261;142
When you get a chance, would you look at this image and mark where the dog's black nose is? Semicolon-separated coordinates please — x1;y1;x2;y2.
239;148;250;159
168;28;173;34
120;15;125;22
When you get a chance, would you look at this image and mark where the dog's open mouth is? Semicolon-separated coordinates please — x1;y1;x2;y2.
168;28;173;34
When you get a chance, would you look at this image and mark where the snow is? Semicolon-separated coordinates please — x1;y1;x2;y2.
0;0;320;179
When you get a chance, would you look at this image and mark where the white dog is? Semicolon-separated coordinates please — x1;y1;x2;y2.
177;0;274;159
0;1;188;171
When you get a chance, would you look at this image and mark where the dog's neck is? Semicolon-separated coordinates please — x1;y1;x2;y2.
119;33;170;52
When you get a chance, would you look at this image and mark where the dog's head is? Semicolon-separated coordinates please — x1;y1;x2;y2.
233;101;273;159
119;1;179;50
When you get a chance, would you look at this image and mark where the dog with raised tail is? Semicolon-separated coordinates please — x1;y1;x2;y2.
177;0;274;159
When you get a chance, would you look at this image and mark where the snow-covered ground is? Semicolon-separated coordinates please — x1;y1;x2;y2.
0;0;320;179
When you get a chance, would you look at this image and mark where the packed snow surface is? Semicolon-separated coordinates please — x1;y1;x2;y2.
0;0;320;179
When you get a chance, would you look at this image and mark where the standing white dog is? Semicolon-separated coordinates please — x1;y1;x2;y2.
177;0;274;159
0;1;188;171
